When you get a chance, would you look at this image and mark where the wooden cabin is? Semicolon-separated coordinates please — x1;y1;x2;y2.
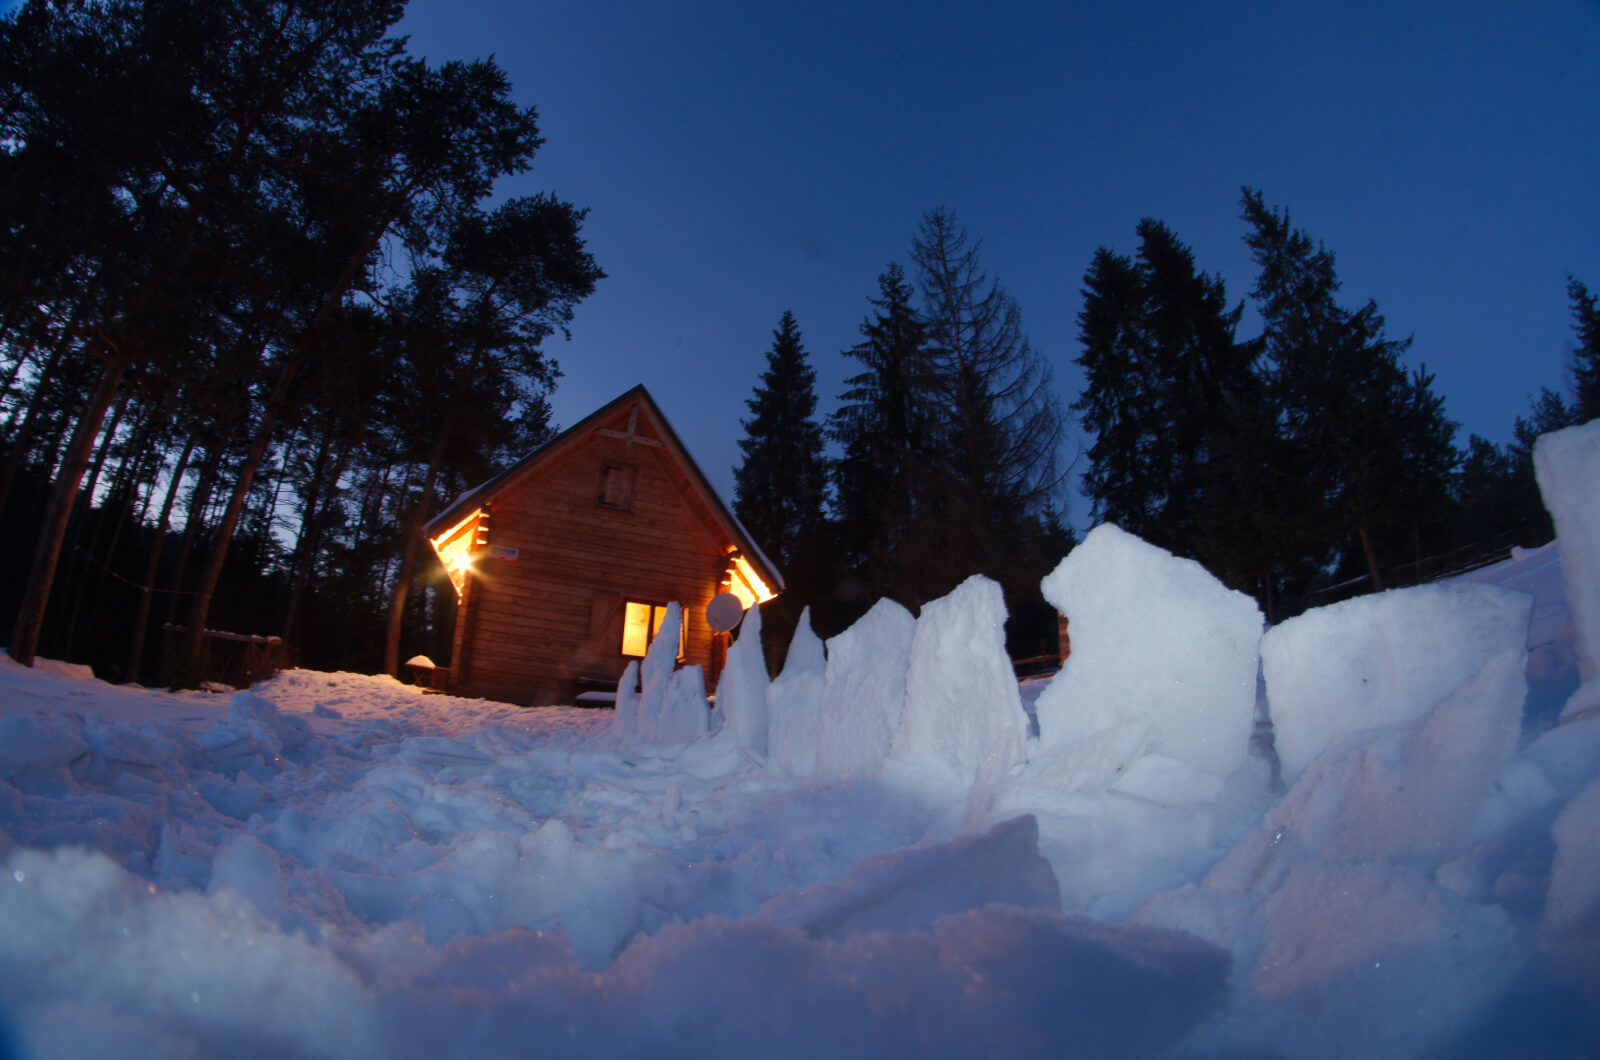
422;385;784;706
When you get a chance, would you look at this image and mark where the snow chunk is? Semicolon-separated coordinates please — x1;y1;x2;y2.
0;712;88;772
888;576;1029;811
597;906;1227;1060
758;814;1058;938
30;656;95;681
0;846;379;1058
1109;754;1225;806
1263;581;1531;778
635;602;684;743
206;833;290;926
767;607;826;777
612;660;642;743
1542;775;1600;978
612;604;708;746
815;598;915;779
1534;418;1600;719
1229;647;1526;873
1252;859;1514;1002
398;737;494;778
656;665;709;744
1034;524;1263;777
712;603;768;756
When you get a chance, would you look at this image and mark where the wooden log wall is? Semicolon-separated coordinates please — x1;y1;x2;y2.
457;425;733;705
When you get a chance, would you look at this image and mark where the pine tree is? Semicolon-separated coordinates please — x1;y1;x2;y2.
1074;219;1252;559
1568;278;1600;422
909;207;1065;592
733;311;827;575
829;263;938;605
733;311;829;669
1241;188;1457;593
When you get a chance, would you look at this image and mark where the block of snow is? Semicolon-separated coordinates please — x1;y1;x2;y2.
200;691;312;772
712;603;768;757
0;713;88;772
655;666;708;743
1245;647;1526;868
1259;861;1483;997
815;598;915;778
30;656;96;681
767;607;826;776
756;814;1059;939
1109;754;1226;806
612;660;642;744
1263;581;1532;777
227;690;311;753
633;603;684;742
1033;524;1263;777
206;833;290;926
397;737;495;778
887;576;1029;809
1023;717;1153;792
1534;418;1600;719
1541;774;1600;976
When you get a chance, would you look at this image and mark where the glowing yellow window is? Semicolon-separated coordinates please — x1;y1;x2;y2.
621;601;684;659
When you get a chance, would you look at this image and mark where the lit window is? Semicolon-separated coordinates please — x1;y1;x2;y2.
621;601;685;659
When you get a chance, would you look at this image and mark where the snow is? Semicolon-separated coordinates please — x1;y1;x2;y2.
1535;417;1600;719
2;431;1600;1056
1262;580;1532;778
813;597;915;778
1032;523;1264;777
710;601;767;758
765;606;825;777
886;575;1029;821
1543;776;1600;980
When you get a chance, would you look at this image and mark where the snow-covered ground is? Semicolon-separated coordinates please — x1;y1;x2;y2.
2;423;1598;1058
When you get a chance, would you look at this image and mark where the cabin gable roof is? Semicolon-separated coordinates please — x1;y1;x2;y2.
425;385;785;595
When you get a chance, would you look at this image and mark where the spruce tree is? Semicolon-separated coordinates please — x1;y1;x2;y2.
909;207;1064;594
829;263;937;605
1074;219;1252;561
1568;278;1600;422
733;311;828;668
733;311;827;576
1241;188;1457;594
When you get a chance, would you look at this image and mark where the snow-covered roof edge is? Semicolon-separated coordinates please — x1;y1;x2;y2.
423;384;786;594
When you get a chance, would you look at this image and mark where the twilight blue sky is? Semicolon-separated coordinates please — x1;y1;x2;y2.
167;3;1600;522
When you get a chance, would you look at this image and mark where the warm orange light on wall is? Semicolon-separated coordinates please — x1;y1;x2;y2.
429;509;484;599
724;552;775;609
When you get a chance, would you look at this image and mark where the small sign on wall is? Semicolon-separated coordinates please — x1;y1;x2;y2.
486;545;520;562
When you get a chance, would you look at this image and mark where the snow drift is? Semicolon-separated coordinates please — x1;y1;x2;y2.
1;422;1598;1058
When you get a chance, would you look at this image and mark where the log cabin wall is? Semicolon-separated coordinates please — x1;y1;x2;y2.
453;415;735;706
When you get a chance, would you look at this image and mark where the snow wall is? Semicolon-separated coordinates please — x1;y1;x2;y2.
1535;417;1600;719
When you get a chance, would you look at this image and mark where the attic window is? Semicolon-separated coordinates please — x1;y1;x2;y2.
621;601;685;659
599;464;636;510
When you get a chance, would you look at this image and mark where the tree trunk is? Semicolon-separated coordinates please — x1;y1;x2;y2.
0;338;71;518
174;350;304;687
281;432;354;643
9;353;130;667
163;438;226;640
127;438;194;683
383;419;452;676
1413;521;1423;586
1357;521;1384;593
61;391;131;656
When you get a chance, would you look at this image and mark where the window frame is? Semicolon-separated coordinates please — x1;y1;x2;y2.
620;600;686;660
598;462;637;511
